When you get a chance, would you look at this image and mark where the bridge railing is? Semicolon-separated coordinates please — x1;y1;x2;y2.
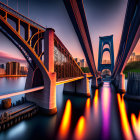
54;34;84;81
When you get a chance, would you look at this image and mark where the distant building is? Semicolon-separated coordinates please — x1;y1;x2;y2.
135;55;140;61
80;59;88;67
77;62;80;66
74;58;88;67
20;66;28;75
128;53;140;63
0;64;4;69
0;68;5;75
6;62;20;75
74;58;81;66
75;58;80;63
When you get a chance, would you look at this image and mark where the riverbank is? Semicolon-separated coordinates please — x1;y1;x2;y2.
0;75;27;78
123;61;140;78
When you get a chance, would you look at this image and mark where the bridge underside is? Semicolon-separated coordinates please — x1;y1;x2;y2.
63;0;97;77
111;0;140;94
112;0;140;78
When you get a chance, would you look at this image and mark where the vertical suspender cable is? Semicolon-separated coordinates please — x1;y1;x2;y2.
28;0;29;17
6;0;8;6
17;0;18;11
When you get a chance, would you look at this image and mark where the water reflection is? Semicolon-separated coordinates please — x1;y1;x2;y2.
93;89;99;116
101;82;111;139
0;77;26;95
117;94;133;140
7;122;26;138
131;112;140;139
58;99;72;139
74;116;86;140
85;98;90;119
1;78;140;140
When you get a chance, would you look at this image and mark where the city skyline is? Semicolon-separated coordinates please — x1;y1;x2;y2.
0;0;139;67
0;61;28;75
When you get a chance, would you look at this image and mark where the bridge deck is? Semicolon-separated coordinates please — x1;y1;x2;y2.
0;76;94;100
56;76;84;85
0;75;93;100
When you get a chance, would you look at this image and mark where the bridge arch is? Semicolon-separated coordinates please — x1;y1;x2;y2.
102;51;111;64
0;28;34;69
0;4;58;114
98;35;114;73
103;44;110;49
102;48;110;56
103;42;110;47
101;69;111;76
0;15;50;88
0;27;46;88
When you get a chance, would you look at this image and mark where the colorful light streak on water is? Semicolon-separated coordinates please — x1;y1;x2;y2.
131;112;140;140
90;89;100;138
74;116;86;140
101;82;111;139
1;78;140;140
85;98;91;119
58;99;72;140
117;94;133;140
93;89;99;119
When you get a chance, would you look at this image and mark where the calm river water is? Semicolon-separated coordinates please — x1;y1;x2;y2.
0;77;140;140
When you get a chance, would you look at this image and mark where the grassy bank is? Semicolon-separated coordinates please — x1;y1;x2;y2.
123;61;140;78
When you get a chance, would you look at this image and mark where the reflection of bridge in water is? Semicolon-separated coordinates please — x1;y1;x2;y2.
0;0;139;116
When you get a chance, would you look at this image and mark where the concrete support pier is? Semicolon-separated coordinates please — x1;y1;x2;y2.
25;28;57;115
112;73;126;93
124;72;140;101
91;77;98;89
63;74;90;97
118;73;126;93
91;76;103;89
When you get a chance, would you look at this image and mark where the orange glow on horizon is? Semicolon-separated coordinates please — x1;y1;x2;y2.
74;116;86;140
117;94;133;140
131;112;140;139
58;99;72;139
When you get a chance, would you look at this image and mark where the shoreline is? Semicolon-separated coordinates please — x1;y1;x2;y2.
0;75;27;78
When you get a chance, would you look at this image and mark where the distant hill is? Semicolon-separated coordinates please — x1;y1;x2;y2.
123;61;140;78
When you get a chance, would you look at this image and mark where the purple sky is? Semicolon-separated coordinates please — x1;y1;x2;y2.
0;0;139;67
